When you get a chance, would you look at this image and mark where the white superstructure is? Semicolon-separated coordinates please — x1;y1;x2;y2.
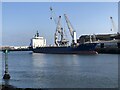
30;31;46;48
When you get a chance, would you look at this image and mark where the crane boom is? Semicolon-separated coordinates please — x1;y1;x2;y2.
110;17;117;32
64;14;75;38
56;16;62;33
54;16;63;46
50;7;58;25
64;14;77;45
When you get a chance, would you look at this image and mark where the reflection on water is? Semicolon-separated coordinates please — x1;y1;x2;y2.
1;51;118;88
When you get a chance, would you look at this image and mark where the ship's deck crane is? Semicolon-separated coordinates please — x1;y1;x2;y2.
55;16;63;46
64;14;77;45
50;7;69;46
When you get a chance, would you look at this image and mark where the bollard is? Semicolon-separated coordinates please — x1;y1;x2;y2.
3;50;10;79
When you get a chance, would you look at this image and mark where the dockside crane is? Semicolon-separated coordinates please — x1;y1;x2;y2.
64;14;77;45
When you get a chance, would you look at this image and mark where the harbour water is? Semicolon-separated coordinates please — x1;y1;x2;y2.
1;51;118;88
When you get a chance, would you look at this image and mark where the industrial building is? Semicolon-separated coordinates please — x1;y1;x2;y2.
77;33;120;48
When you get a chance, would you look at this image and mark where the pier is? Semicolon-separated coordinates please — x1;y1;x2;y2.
0;45;120;54
0;46;32;52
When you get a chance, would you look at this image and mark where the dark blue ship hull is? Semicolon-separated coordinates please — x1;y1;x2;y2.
33;43;98;54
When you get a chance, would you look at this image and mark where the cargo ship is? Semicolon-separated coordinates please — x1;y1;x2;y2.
31;31;98;54
33;43;97;54
30;12;98;54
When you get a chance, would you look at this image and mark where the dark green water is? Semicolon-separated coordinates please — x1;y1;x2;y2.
1;51;118;88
